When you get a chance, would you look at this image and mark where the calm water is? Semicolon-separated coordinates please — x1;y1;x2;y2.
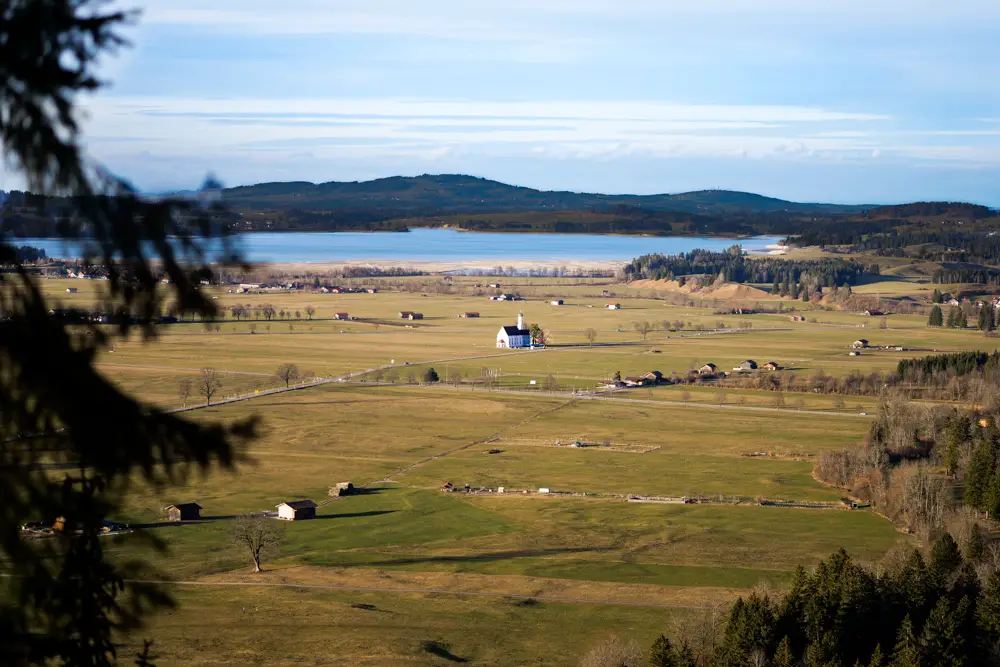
17;229;783;263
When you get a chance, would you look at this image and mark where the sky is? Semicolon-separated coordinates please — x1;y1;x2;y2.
11;0;1000;204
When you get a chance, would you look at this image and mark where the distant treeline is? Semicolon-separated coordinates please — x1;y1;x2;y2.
621;247;873;287
933;265;1000;285
792;228;1000;265
8;245;47;263
897;351;1000;384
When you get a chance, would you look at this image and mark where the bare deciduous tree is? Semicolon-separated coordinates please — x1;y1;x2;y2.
178;379;192;408
305;305;316;320
633;321;652;341
261;304;276;321
580;635;643;667
275;363;300;388
198;368;223;406
230;513;284;573
585;328;598;346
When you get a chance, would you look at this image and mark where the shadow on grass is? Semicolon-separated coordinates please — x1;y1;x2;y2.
134;515;241;529
421;640;468;663
341;546;613;568
314;510;398;520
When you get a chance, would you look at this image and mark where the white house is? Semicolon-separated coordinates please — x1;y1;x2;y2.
607;303;621;310
497;312;532;348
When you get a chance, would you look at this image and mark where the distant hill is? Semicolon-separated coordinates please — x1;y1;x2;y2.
221;174;869;217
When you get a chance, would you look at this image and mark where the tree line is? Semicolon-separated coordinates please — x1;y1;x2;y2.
620;248;873;289
897;351;1000;384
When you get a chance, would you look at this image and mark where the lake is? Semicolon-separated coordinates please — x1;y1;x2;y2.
17;229;783;264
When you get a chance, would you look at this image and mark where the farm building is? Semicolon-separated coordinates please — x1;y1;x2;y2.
459;312;480;318
761;362;783;371
698;363;718;375
642;371;664;383
497;312;531;349
550;300;564;306
852;339;870;349
334;313;350;320
488;283;501;288
865;310;884;317
607;303;621;310
849;350;861;356
276;500;317;521
733;360;758;372
65;287;78;294
623;376;651;387
399;312;423;320
164;503;202;522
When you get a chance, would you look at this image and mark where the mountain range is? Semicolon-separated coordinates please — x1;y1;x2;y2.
220;174;870;217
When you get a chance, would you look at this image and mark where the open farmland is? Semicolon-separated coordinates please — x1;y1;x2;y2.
35;272;1000;665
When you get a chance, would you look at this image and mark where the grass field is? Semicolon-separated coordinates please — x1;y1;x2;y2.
30;272;999;664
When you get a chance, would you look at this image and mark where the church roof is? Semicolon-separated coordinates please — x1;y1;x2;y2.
501;326;530;336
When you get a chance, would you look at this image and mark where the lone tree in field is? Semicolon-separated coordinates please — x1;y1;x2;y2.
261;304;276;321
178;378;193;407
275;363;300;388
633;321;652;341
423;367;440;383
199;368;224;405
528;323;546;345
585;328;598;346
305;305;316;320
230;514;284;573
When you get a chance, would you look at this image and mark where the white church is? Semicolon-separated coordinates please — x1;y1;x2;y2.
497;312;532;348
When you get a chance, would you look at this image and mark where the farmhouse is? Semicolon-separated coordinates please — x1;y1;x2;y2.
623;376;648;387
761;362;782;371
551;300;564;306
607;303;621;310
399;311;423;320
733;360;758;372
497;312;531;349
329;482;355;497
865;310;884;317
334;312;350;320
276;500;317;521
459;312;480;318
164;503;202;522
852;339;870;349
698;363;718;375
642;370;664;383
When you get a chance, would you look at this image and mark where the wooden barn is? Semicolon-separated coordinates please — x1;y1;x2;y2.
276;500;317;521
165;503;202;522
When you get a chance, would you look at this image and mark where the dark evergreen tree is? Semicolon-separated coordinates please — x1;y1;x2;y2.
772;637;794;667
979;305;995;332
867;643;885;667
889;616;919;667
932;289;942;304
965;524;985;562
965;440;995;511
649;634;678;667
928;306;944;327
929;533;963;587
920;597;966;667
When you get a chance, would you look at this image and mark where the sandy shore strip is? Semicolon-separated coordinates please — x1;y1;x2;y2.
259;258;627;274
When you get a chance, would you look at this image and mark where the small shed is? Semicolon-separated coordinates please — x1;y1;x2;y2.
407;312;424;320
698;363;717;375
852;339;869;349
276;500;317;521
733;360;758;372
551;300;564;306
334;312;350;320
607;303;621;310
460;312;480;318
761;362;782;371
399;311;414;319
65;287;78;294
165;503;202;522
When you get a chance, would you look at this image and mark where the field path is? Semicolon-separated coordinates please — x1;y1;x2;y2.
122;578;711;610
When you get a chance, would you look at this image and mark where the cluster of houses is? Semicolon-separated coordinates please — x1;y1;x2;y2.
231;282;377;295
697;360;782;376
849;339;907;355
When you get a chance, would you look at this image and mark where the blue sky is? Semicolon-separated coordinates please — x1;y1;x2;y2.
42;1;1000;203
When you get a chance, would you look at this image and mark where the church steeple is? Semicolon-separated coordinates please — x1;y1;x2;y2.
517;311;524;330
